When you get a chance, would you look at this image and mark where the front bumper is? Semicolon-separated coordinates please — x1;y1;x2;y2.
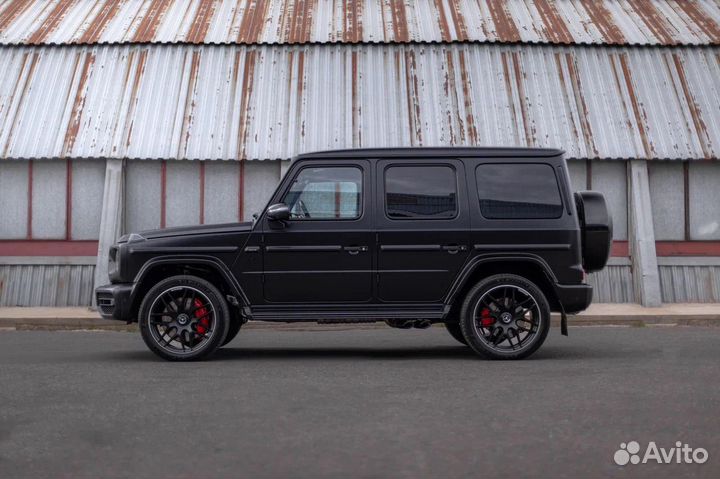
95;283;134;322
554;283;593;314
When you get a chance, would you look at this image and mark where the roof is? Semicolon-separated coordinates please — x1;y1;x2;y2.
0;0;718;47
296;147;565;159
1;43;717;162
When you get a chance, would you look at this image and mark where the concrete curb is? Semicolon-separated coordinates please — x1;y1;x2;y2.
1;305;719;331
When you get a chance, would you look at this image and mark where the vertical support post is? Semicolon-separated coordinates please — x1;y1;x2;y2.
628;160;661;306
93;159;125;307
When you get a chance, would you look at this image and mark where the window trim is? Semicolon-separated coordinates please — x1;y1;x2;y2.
383;163;460;221
281;165;364;222
475;162;564;221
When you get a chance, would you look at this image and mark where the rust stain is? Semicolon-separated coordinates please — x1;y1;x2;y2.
611;53;653;158
388;0;409;42
237;0;271;43
78;0;125;43
563;52;598;157
62;52;95;156
343;0;363;43
500;51;522;145
434;0;451;43
486;0;521;42
443;50;461;144
626;0;677;45
553;53;581;150
0;0;34;34
236;50;257;159
132;0;172;42
457;50;478;144
579;0;625;44
179;50;202;157
123;50;149;149
671;52;712;158
445;0;468;42
2;52;39;158
351;50;361;146
533;0;573;44
27;0;79;44
511;51;534;146
287;0;316;43
403;50;423;145
673;0;720;43
187;0;219;43
296;50;305;139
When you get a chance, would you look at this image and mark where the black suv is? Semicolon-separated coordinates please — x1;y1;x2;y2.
96;148;612;361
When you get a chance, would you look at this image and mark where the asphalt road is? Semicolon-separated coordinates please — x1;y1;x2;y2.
0;326;718;478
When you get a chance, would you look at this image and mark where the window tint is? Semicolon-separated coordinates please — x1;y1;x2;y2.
385;166;457;219
283;167;362;220
476;164;563;219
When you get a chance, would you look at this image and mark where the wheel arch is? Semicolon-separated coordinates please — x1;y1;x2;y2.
129;256;247;320
444;256;561;320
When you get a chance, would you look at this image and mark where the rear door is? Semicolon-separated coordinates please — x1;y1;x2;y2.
375;159;470;303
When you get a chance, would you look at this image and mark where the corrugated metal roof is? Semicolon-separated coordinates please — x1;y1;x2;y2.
0;0;718;46
0;43;718;161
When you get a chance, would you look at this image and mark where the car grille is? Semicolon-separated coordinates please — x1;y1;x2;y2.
96;293;115;316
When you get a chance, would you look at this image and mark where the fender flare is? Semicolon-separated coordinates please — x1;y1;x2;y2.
444;254;558;306
130;255;249;308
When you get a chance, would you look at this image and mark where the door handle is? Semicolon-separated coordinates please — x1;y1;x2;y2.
344;245;368;255
441;244;467;254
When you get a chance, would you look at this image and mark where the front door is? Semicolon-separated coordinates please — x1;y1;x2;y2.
375;160;470;303
262;162;373;303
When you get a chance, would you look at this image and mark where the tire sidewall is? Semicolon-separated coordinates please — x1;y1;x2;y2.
139;275;230;361
459;274;550;360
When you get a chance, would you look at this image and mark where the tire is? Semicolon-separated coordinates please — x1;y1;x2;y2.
139;275;230;361
444;322;468;346
221;319;243;347
459;274;550;360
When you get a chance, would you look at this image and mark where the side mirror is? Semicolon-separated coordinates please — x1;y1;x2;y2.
266;203;290;221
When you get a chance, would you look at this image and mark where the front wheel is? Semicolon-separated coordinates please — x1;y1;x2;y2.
139;275;230;361
459;274;550;360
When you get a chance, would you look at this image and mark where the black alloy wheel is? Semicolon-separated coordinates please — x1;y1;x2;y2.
459;274;550;360
139;275;230;361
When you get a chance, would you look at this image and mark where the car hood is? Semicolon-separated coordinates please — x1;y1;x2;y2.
118;222;254;242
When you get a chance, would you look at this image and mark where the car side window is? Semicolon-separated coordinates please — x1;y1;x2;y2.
283;166;362;220
476;163;563;219
385;165;458;219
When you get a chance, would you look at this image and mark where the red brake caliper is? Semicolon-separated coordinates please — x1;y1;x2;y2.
194;298;210;335
480;308;495;327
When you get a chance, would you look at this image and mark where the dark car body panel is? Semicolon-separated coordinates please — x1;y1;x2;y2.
96;147;594;324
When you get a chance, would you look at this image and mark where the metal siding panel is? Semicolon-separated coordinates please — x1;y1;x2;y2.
688;161;720;240
648;161;685;241
242;160;281;221
0;0;719;46
70;159;105;240
591;160;628;241
165;160;200;227
660;265;720;302
0;43;718;162
0;160;29;239
0;263;94;306
204;160;241;224
125;160;161;233
31;160;66;239
588;264;634;303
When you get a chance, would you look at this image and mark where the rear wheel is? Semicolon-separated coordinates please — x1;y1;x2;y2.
139;275;229;361
459;274;550;360
444;322;468;346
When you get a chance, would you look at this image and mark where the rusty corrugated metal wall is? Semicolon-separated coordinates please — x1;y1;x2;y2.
0;0;718;46
0;43;718;161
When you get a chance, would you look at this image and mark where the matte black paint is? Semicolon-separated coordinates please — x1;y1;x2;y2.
96;147;604;323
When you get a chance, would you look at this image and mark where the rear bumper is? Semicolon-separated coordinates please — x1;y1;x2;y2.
554;283;593;314
95;283;134;322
